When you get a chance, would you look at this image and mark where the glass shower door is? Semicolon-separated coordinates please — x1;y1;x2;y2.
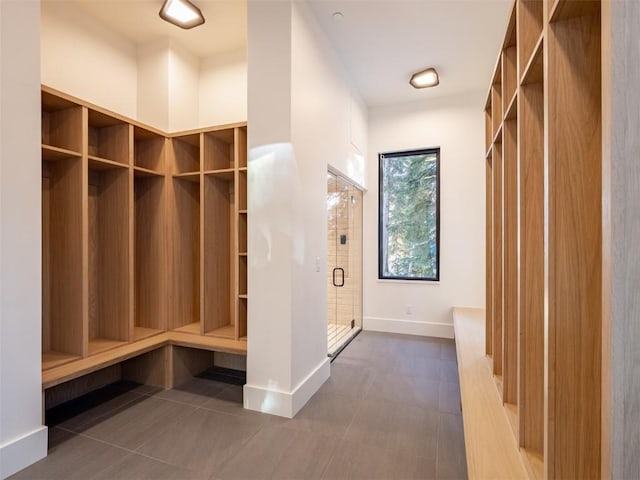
327;172;362;356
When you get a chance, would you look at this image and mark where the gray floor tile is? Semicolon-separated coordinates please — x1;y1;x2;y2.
438;382;461;415
79;395;197;450
439;360;459;383
216;424;337;480
440;341;458;361
283;392;359;437
57;391;145;433
322;439;436;480
437;413;468;479
366;372;440;411
136;408;265;475
343;398;438;459
92;452;208;480
11;429;129;480
318;362;375;399
153;377;229;407
395;355;442;381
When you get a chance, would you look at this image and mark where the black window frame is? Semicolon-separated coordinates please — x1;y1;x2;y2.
378;147;441;282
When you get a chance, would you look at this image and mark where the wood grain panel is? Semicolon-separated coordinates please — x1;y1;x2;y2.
492;80;503;136
453;308;528;480
518;82;545;456
502;119;518;407
168;177;201;330
492;143;503;377
235;126;248;168
87;122;130;165
44;157;84;357
518;0;544;80
547;12;602;479
42;106;83;153
87;166;130;344
171;136;200;174
134;131;166;172
203;130;234;170
503;46;518;111
134;175;166;332
485;159;493;356
203;175;234;336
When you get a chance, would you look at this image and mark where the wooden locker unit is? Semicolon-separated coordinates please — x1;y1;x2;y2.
40;85;249;390
483;0;602;477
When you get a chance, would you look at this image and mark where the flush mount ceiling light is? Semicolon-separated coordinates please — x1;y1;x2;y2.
410;68;439;89
159;0;205;29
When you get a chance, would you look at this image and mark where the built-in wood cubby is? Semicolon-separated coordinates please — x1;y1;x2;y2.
483;1;602;477
40;85;248;386
87;164;130;355
133;173;166;340
42;155;84;368
169;176;201;334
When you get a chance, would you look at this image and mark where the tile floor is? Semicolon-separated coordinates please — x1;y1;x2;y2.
12;331;467;480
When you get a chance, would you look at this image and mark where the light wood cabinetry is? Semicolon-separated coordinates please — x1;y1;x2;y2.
41;86;248;384
484;1;602;478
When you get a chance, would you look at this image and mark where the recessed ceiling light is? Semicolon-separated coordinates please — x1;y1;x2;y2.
159;0;205;29
410;68;440;89
332;12;344;20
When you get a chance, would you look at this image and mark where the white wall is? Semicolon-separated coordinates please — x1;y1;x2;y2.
168;41;200;132
364;92;485;337
200;49;247;127
0;1;48;478
40;1;138;118
289;1;366;387
137;40;170;131
245;0;366;418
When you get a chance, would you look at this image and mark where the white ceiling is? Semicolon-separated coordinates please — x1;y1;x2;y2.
43;0;512;107
44;0;247;58
307;0;513;106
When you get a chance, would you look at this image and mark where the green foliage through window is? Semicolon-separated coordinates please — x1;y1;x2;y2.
379;148;440;281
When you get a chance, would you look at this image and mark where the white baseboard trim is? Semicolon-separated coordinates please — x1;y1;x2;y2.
0;426;47;479
364;316;455;339
243;357;330;418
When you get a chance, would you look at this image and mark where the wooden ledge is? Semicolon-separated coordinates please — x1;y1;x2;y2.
453;307;528;480
42;332;247;390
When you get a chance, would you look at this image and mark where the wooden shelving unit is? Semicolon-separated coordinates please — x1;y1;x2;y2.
40;86;248;384
484;1;602;478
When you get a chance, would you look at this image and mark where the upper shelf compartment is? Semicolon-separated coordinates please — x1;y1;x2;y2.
134;126;165;174
519;1;544;82
172;133;201;174
87;109;130;166
203;128;235;172
42;91;83;155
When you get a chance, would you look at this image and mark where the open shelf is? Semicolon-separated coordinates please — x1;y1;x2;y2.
239;256;247;296
42;351;81;371
502;10;517;113
519;1;544;81
492;144;503;378
236;126;247;168
88;165;130;353
87;109;130;166
173;172;200;182
205;325;235;339
134;126;165;173
134;175;166;334
173;321;201;335
42;144;81;162
238;211;247;254
203;174;235;337
521;34;544;85
491;58;503;136
42;91;83;153
485;103;492;153
132;326;163;342
169;176;201;331
238;170;247;211
238;297;247;340
203;168;234;181
549;0;600;23
134;166;164;178
88;338;127;356
171;133;200;174
203;128;234;171
42;156;84;360
88;156;128;171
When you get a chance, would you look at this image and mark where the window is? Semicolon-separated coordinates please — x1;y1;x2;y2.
378;148;440;281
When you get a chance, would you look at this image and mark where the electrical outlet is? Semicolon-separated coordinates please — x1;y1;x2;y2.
406;304;413;315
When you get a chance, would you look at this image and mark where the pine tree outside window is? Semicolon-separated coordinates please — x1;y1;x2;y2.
378;148;440;281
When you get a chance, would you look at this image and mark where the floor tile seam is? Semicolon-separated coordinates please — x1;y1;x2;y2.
54;425;145;457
